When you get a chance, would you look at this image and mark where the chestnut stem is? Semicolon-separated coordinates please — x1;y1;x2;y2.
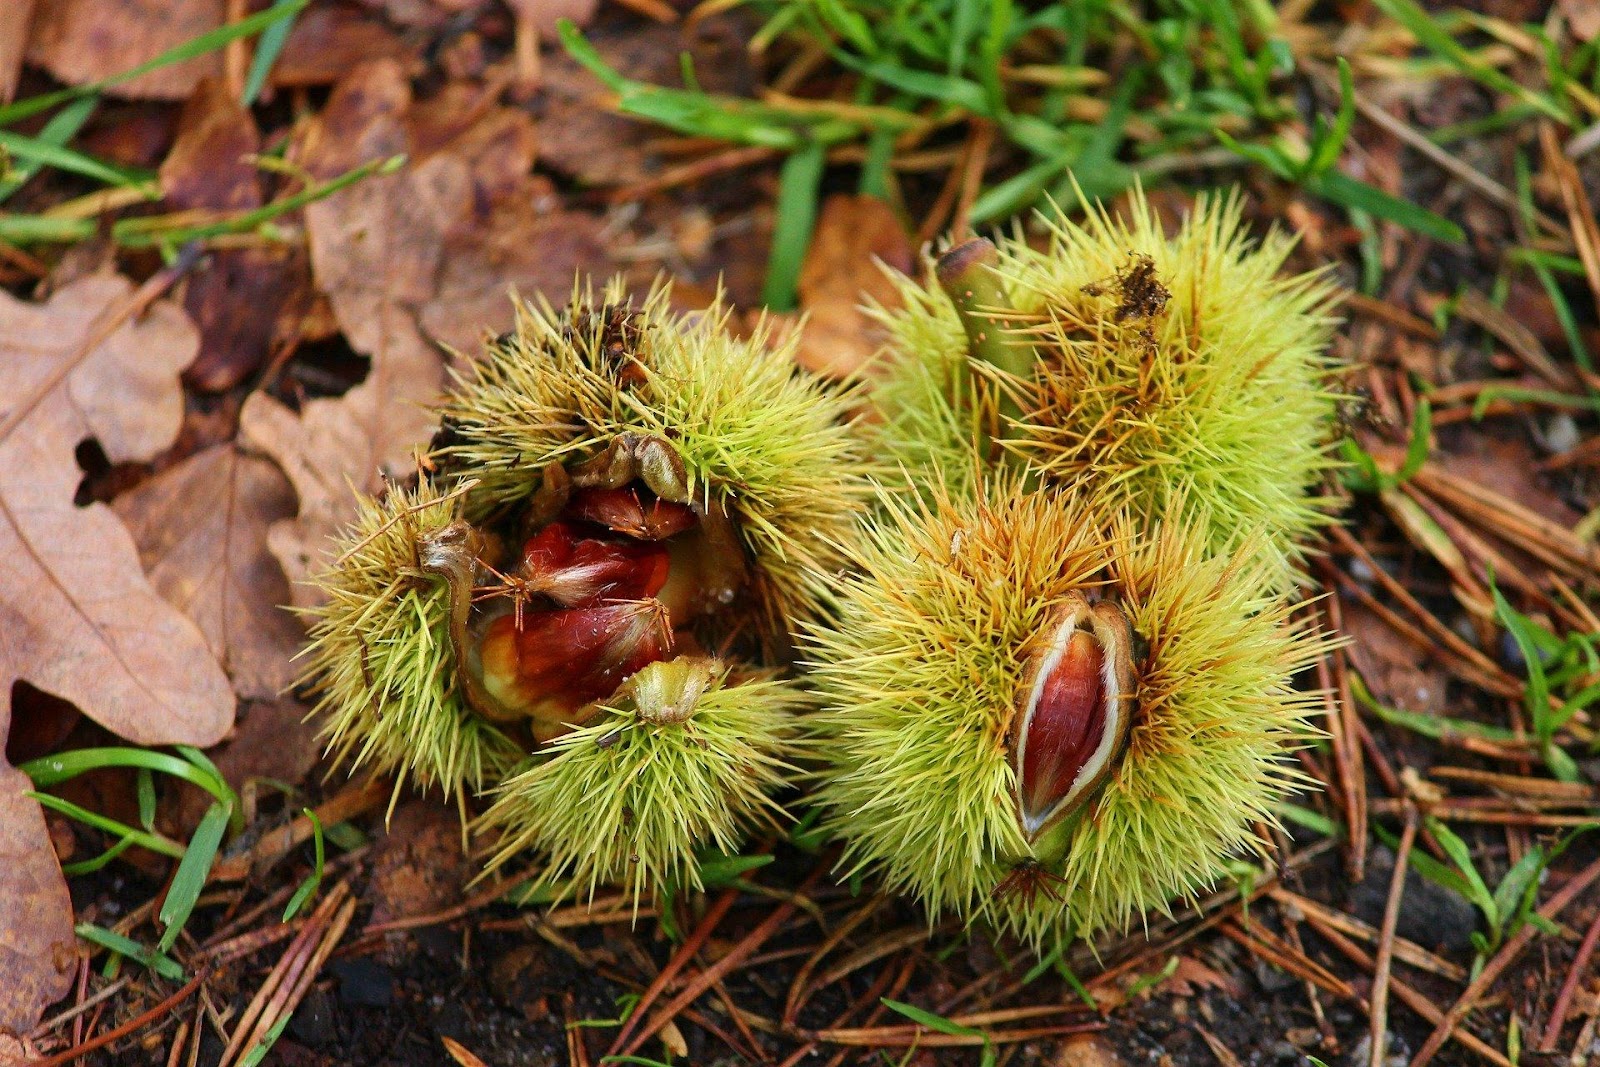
934;238;1035;382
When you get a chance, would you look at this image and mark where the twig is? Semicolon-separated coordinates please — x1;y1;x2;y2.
1538;904;1600;1051
1313;570;1367;881
26;978;131;1042
1540;122;1600;321
949;118;995;241
1370;803;1417;1067
605;886;740;1056
783;893;888;1026
616;866;827;1059
607;145;778;205
1308;60;1562;236
1279;905;1340;1051
216;881;350;1067
1271;888;1465;982
810;1023;1101;1046
361;875;517;936
1220;921;1357;1001
23;968;211;1067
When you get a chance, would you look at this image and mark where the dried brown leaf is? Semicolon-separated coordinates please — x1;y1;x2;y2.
112;445;303;702
1561;0;1600;43
0;274;235;1034
161;79;305;392
25;0;224;100
1343;601;1452;717
272;2;423;90
792;194;913;378
420;202;611;356
0;737;76;1033
160;78;261;211
0;272;234;744
245;61;451;606
537;22;756;187
0;0;34;102
364;801;469;927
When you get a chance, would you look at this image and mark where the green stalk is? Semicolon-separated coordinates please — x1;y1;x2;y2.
934;238;1033;379
935;238;1035;430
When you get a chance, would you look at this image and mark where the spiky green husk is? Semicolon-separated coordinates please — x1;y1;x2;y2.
437;279;875;640
804;480;1326;942
302;482;521;798
478;661;806;905
864;270;1003;503
870;191;1340;584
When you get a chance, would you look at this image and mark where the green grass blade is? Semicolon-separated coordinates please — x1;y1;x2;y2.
0;95;97;203
1350;673;1519;742
761;139;825;310
157;800;232;953
243;0;302;105
1395;398;1432;483
698;851;774;888
22;746;232;807
1308;170;1464;244
61;836;138;877
1492;846;1547;935
1492;584;1551;730
1372;0;1566;122
283;810;325;921
882;999;978;1035
238;1012;293;1067
0;130;156;193
28;792;186;858
1428;818;1497;927
1306;57;1356;176
76;923;186;981
136;767;157;831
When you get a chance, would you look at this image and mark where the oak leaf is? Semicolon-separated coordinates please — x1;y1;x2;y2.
112;446;304;702
0;272;234;1032
792;194;913;378
0;735;76;1034
25;0;225;100
0;272;235;744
